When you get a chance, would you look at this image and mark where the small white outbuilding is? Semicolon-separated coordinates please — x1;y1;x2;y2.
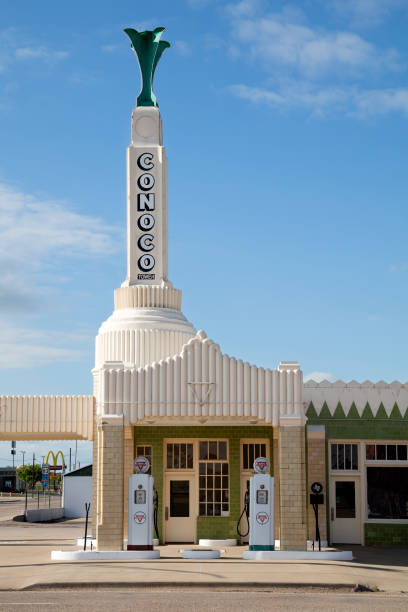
62;465;92;519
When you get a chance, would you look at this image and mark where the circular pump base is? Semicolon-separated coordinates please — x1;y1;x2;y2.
182;549;221;559
51;550;160;561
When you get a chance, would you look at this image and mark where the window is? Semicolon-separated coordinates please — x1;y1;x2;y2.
166;443;193;469
367;467;408;519
366;444;408;462
331;443;358;470
136;445;152;475
242;443;267;470
199;440;229;517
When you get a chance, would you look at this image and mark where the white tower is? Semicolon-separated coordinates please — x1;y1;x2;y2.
95;106;195;372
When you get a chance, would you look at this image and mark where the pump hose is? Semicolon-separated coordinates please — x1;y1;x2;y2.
153;488;159;541
236;491;250;538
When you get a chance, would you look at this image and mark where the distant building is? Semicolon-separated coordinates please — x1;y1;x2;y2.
63;465;92;519
0;467;23;493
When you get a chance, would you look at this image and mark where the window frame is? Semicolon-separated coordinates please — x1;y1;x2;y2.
164;439;195;472
364;440;408;524
329;441;360;473
198;438;230;518
240;438;270;472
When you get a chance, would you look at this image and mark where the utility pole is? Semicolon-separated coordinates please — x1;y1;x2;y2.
11;441;16;470
69;448;72;472
20;450;26;466
74;440;78;471
31;453;35;490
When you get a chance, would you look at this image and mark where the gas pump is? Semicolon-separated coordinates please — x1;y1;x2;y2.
127;456;159;554
247;457;274;552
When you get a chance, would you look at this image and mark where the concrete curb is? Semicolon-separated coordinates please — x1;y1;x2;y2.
17;581;361;592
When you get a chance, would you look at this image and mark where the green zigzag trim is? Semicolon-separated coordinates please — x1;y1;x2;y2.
307;401;406;420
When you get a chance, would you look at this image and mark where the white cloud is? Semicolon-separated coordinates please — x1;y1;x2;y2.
304;371;335;382
330;0;406;26
0;182;118;367
226;0;266;17
0;181;119;313
0;30;68;73
0;182;117;262
353;87;408;115
229;82;408;117
101;44;119;53
390;262;408;271
0;320;92;368
229;12;398;78
174;40;192;57
15;47;68;63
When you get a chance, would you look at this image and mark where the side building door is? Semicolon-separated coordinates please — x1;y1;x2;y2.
329;441;362;545
330;475;361;544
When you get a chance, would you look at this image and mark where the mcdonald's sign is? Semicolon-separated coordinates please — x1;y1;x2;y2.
45;450;66;471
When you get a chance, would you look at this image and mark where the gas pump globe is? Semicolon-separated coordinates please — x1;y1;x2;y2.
247;457;274;553
127;456;160;557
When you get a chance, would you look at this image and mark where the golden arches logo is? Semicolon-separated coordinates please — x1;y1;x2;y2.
45;450;66;469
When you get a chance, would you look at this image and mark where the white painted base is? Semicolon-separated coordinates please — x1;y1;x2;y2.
75;537;96;547
75;537;159;548
307;540;328;548
243;550;353;561
182;549;221;559
51;550;160;561
198;539;237;547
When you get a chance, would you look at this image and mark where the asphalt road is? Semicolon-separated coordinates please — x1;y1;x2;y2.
0;590;408;611
0;498;25;521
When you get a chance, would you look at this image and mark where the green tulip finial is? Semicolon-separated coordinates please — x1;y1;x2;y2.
124;27;170;107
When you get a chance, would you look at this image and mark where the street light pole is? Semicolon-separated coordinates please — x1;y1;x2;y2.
20;450;26;466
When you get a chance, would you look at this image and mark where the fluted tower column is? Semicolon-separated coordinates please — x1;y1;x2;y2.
95;106;195;371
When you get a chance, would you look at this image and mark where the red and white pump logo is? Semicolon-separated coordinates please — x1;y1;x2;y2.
134;511;146;524
134;456;150;474
256;512;270;525
253;457;270;474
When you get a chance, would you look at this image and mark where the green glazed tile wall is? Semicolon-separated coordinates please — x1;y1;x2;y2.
133;426;274;543
365;523;408;546
307;402;408;546
306;402;408;440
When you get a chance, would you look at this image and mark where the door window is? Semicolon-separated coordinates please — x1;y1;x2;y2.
170;480;189;517
335;481;356;518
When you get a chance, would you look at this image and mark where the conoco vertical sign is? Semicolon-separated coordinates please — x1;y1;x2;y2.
136;152;156;279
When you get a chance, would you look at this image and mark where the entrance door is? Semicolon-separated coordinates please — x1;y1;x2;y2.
330;477;361;544
164;474;196;542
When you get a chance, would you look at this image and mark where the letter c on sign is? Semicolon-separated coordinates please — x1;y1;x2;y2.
138;153;154;170
137;173;155;191
138;254;155;271
138;234;154;252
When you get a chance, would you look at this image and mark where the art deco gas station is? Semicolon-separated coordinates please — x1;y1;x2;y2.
1;27;407;557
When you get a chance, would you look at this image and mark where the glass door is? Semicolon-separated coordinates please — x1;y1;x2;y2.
330;477;361;544
164;474;196;542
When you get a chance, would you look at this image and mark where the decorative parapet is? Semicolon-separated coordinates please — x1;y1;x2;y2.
0;395;94;441
114;285;181;310
304;379;408;417
96;331;304;426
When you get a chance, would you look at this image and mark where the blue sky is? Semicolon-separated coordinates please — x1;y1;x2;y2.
1;1;407;465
